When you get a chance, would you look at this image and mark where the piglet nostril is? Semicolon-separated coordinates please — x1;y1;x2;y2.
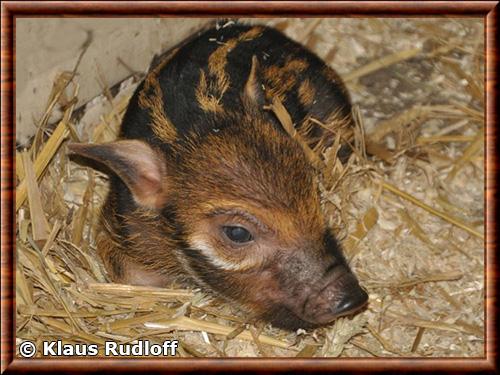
332;287;368;317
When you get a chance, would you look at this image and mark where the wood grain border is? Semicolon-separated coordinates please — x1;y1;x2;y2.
1;1;498;373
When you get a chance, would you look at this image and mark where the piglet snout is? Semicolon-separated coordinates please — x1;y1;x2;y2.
304;271;368;325
331;283;368;317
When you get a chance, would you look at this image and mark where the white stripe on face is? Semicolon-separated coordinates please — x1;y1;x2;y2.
189;237;256;271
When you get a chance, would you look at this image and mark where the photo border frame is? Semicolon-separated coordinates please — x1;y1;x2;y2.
1;1;497;373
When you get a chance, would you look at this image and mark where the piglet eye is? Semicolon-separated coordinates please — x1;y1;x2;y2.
222;226;253;244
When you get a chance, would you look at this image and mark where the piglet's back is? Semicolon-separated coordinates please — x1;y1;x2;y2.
120;24;354;149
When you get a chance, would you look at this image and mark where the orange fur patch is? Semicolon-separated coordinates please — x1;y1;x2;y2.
195;69;225;113
197;27;264;113
298;79;316;107
138;49;179;143
264;58;309;101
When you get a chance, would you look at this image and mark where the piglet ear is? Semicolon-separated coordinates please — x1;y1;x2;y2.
243;55;266;108
68;140;168;209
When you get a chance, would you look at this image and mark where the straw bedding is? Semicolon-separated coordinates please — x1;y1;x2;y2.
16;18;484;357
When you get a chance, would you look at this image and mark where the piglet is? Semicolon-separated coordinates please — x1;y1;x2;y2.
69;23;368;330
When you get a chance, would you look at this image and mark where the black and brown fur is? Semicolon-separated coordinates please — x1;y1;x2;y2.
69;22;367;330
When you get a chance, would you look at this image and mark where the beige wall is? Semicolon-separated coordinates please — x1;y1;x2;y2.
16;18;214;145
